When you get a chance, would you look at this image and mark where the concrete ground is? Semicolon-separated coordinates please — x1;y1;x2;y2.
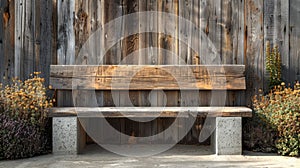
1;145;299;168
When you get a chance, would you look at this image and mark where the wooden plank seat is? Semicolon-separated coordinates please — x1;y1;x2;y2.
49;107;252;118
50;65;252;155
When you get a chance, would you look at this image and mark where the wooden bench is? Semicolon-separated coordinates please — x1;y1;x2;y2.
50;65;252;155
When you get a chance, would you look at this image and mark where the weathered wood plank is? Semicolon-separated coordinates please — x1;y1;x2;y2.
57;0;75;65
57;0;76;107
22;0;34;79
219;0;246;107
234;0;246;107
178;0;193;143
200;0;222;64
50;65;246;90
263;0;290;84
104;0;127;145
0;0;14;84
14;0;24;79
52;0;58;66
73;0;107;144
51;65;246;77
34;0;41;73
236;0;245;65
179;0;191;64
279;0;290;82
39;0;54;86
221;0;236;64
161;0;179;144
244;0;264;105
49;107;252;118
137;0;154;143
14;0;54;85
290;0;300;82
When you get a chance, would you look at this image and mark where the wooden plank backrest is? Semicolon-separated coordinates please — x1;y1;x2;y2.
50;65;246;90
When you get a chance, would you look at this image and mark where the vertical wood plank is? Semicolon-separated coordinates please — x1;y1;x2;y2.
52;0;58;66
137;0;152;144
34;0;40;73
103;0;125;144
164;0;179;145
279;0;290;82
57;0;75;65
22;0;35;79
179;0;191;64
244;0;264;105
236;0;245;65
206;0;222;64
146;0;160;143
290;0;300;82
264;0;276;87
221;0;234;64
178;0;191;143
25;0;33;78
14;0;24;80
57;0;75;107
148;0;158;65
1;0;14;84
264;0;290;83
39;0;54;86
191;0;199;65
234;0;245;109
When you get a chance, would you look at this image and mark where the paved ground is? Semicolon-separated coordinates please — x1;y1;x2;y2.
1;145;299;168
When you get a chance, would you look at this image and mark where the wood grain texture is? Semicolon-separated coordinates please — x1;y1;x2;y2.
57;0;75;107
264;0;290;83
0;0;14;84
50;65;246;90
22;0;34;79
290;0;300;82
49;107;252;118
244;0;264;105
14;0;23;79
221;0;243;64
5;0;300;145
39;0;54;86
279;0;290;82
57;0;75;65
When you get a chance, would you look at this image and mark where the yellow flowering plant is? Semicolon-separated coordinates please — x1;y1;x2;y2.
0;72;54;127
253;82;300;156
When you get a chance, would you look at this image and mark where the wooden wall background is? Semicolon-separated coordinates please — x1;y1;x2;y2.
1;0;300;144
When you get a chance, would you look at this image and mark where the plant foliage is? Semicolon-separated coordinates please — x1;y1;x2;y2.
253;82;300;156
0;114;50;159
0;72;53;126
0;73;53;160
266;41;282;89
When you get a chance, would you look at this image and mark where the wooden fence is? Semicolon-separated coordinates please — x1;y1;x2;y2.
1;0;300;143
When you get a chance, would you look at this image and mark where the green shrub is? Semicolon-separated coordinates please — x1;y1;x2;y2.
0;73;53;160
253;82;300;156
266;41;282;89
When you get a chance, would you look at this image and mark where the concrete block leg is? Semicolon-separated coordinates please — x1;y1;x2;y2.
211;117;242;155
53;117;86;155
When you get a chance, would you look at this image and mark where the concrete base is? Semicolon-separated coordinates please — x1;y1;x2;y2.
52;117;242;155
53;117;86;155
211;117;242;155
